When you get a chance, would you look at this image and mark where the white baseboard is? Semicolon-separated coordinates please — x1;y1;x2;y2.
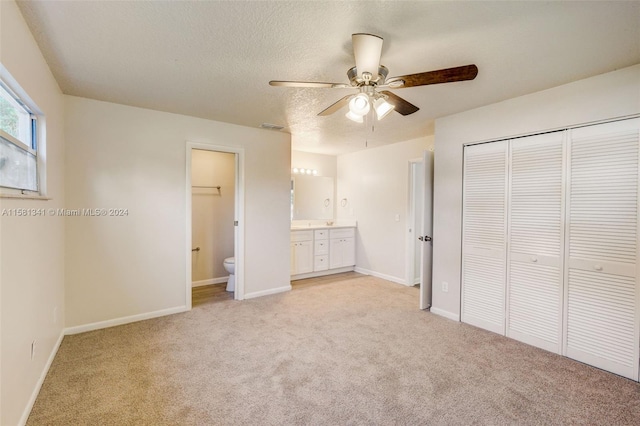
430;307;460;322
244;285;291;300
354;267;406;285
291;266;354;281
64;305;188;335
19;330;65;426
192;276;228;287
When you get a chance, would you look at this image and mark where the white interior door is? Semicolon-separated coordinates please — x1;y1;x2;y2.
507;131;565;354
412;161;425;284
461;141;508;334
420;151;434;310
564;118;640;380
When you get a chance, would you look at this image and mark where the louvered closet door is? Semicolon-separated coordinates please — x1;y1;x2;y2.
565;118;640;380
462;141;508;334
507;132;565;353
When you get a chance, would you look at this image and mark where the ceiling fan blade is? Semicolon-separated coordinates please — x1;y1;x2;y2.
352;33;383;80
379;91;419;116
269;80;351;89
317;95;353;116
385;64;478;88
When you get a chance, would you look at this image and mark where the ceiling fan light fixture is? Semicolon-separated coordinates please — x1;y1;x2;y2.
373;96;395;120
348;93;370;116
345;110;364;123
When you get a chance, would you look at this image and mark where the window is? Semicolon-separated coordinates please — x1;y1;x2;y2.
0;78;38;192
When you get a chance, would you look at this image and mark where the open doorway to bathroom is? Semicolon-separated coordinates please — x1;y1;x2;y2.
186;143;245;308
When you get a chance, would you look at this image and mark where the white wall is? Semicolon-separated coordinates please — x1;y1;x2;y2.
191;150;235;284
432;64;640;320
337;136;432;283
0;1;66;424
64;96;291;328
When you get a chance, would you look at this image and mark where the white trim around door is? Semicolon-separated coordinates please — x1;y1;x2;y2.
186;142;246;308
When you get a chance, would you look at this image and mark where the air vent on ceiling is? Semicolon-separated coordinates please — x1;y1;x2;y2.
259;123;285;131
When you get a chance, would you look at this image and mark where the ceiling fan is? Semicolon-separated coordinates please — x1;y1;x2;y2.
270;33;478;123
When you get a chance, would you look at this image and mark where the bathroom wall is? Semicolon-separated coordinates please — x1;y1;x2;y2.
0;1;66;424
191;150;235;285
291;150;337;178
336;136;432;284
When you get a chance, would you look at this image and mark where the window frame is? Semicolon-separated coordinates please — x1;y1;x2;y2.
0;65;44;197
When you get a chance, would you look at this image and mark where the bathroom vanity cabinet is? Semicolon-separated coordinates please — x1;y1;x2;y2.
291;227;356;279
290;230;314;275
329;228;356;269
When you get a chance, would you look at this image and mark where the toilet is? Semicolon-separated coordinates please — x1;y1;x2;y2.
223;257;235;292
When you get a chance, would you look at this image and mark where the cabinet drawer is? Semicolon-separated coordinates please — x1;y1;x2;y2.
291;230;313;242
314;229;329;240
314;240;329;255
314;255;329;271
329;227;355;239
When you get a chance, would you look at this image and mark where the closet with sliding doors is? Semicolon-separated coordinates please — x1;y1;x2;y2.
461;117;640;380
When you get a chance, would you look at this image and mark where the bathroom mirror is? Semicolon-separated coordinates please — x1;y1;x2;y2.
292;175;334;220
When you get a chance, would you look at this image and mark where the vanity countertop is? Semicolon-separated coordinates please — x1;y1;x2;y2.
291;224;355;231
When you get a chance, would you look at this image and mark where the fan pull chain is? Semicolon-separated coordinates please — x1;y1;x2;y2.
365;110;369;148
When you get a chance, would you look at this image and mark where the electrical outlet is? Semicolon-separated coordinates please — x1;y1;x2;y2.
31;340;36;361
442;281;449;293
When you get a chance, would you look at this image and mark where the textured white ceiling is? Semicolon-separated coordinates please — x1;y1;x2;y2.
17;1;640;155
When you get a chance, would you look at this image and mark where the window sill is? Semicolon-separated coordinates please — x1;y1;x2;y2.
0;193;51;201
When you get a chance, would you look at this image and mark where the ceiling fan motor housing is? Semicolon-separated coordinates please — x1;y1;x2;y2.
347;65;389;86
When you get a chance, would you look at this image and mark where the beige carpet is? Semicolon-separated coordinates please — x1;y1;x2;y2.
28;275;640;425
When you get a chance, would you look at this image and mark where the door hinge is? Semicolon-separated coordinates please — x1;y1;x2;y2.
234;221;238;226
